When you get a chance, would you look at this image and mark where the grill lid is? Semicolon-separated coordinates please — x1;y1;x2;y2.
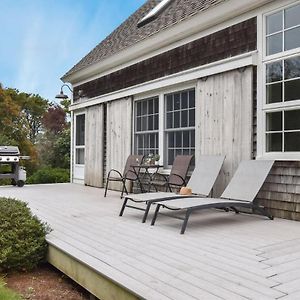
0;146;20;156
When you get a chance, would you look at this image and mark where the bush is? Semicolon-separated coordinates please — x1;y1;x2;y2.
27;167;70;184
0;198;50;272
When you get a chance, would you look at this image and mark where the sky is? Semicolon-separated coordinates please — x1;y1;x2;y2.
0;0;145;102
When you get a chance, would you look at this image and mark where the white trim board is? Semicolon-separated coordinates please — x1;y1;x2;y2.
70;51;257;111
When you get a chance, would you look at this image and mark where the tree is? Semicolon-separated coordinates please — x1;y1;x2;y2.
42;104;67;134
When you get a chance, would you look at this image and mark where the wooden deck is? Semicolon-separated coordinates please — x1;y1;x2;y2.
1;183;300;300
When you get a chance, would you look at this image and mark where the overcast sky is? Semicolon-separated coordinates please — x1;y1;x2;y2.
0;0;145;102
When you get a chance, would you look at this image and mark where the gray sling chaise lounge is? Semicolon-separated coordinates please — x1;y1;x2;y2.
150;160;274;234
119;155;225;223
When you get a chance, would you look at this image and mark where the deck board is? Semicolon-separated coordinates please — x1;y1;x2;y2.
1;183;300;300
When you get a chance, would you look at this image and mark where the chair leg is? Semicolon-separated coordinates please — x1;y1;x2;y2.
119;198;128;216
151;204;161;226
121;180;129;199
104;178;109;197
142;201;152;223
181;209;192;234
230;206;240;214
253;205;274;220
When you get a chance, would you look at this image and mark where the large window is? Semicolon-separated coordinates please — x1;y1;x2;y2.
134;88;195;167
263;3;300;154
75;114;85;164
134;97;159;155
165;89;195;165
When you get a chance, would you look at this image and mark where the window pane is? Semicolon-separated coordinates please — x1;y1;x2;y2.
168;149;175;165
142;101;147;115
285;132;300;151
141;116;147;131
266;61;283;83
266;33;283;55
144;134;149;148
189;109;195;126
266;133;282;152
76;115;85;146
136;117;141;131
174;93;180;110
137;102;141;116
174;111;180;128
76;149;85;164
266;11;282;34
175;131;182;147
181;110;188;127
285;4;300;29
266;112;282;131
150;133;155;148
181;92;188;109
166;112;173;128
148;115;153;130
266;83;282;103
154;98;159;113
285;79;300;101
148;99;154;114
166;95;173;112
285;56;300;79
189;90;195;108
191;130;195;147
285;110;300;130
183;131;189;147
285;27;300;51
168;132;174;147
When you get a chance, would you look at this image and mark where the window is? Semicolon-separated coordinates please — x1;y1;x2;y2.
165;90;195;165
266;3;300;56
263;3;300;155
134;97;159;156
75;114;85;164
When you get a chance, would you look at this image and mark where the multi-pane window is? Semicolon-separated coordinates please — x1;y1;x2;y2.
75;114;85;164
165;89;195;165
134;97;159;155
266;109;300;152
264;3;300;154
266;3;300;56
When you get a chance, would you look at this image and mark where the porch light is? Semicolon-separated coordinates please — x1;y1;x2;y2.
55;84;73;99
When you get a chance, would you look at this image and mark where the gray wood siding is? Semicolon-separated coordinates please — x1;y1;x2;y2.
106;97;132;191
257;161;300;221
84;105;104;187
197;67;253;196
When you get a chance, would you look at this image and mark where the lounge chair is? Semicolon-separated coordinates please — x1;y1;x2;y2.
149;155;194;192
150;160;274;234
119;155;225;223
104;154;144;198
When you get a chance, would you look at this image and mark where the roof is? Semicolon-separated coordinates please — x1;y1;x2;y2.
63;0;228;78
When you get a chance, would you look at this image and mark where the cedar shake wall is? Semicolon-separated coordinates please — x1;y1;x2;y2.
74;17;257;100
257;161;300;221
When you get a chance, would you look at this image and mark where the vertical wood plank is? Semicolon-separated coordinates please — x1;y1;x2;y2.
85;105;104;187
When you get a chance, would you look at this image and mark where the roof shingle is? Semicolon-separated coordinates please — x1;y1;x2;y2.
64;0;228;78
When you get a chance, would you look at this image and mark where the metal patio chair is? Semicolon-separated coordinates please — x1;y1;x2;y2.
104;154;144;198
149;155;194;192
151;160;274;234
119;155;225;223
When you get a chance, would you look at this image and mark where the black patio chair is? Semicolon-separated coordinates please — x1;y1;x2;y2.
149;155;193;192
104;154;144;198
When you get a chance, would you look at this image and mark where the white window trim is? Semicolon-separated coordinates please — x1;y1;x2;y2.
257;0;300;160
74;112;86;167
133;84;196;169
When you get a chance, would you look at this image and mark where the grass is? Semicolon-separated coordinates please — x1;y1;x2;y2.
0;278;22;300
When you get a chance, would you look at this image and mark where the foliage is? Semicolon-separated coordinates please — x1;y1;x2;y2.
27;167;70;184
0;279;21;300
42;104;67;134
0;198;50;272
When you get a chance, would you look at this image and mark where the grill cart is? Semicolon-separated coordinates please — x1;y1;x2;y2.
0;146;28;187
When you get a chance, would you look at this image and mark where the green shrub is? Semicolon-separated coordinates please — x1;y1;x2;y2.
27;167;70;184
0;278;21;300
0;198;50;272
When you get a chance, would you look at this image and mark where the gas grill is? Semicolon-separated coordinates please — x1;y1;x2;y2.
0;146;27;187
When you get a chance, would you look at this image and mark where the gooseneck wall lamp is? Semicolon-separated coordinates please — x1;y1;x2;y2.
55;84;73;100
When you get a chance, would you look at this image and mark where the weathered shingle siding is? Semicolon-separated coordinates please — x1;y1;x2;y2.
65;0;228;77
74;17;257;100
257;161;300;221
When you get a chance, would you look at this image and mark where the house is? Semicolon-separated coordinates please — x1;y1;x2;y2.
62;0;300;221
